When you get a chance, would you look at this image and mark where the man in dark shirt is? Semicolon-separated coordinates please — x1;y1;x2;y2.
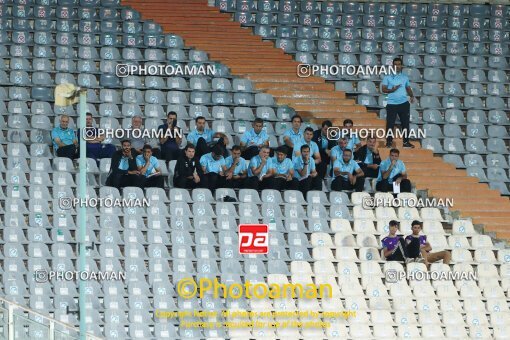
105;140;141;189
382;220;407;262
313;120;335;181
405;220;451;266
83;113;116;162
157;111;182;162
354;135;381;178
173;144;202;189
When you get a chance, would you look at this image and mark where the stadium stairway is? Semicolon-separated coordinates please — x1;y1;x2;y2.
121;0;510;240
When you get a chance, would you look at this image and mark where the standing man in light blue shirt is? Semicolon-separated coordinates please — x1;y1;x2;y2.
240;118;269;160
331;149;365;192
376;148;412;193
245;146;275;191
283;115;304;159
136;145;164;189
381;57;416;149
51;114;78;159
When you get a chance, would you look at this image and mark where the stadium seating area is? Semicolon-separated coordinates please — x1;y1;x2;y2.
218;0;510;195
0;0;509;339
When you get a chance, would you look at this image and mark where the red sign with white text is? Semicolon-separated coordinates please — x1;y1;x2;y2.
239;224;269;254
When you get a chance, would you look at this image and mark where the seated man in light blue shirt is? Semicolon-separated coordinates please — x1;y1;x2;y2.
199;144;227;192
51;114;78;160
240;118;269;160
376;148;412;193
188;116;228;159
293;127;322;190
331;149;365;192
293;144;318;196
341;119;362;152
283;114;304;159
272;146;298;191
381;57;416;149
245;146;275;191
330;137;348;174
136;145;164;189
224;145;248;189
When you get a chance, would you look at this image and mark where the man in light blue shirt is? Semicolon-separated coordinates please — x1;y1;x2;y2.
224;145;248;188
240;118;269;160
245;146;275;191
330;137;348;170
272;146;298;191
199;144;227;192
381;57;416;149
188;116;228;159
293;127;322;190
341;119;362;152
293;144;318;196
51;114;78;159
136;145;164;189
376;148;412;193
331;149;365;192
283;115;304;159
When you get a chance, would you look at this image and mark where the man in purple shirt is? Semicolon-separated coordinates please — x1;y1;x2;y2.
382;220;407;262
405;220;451;267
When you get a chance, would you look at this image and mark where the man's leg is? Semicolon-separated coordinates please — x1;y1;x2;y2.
260;177;275;191
354;175;365;192
206;173;219;191
109;173;122;189
244;176;259;190
311;172;323;191
400;178;412;193
241;146;259;160
145;175;164;189
398;102;411;144
273;177;285;191
99;144;116;159
298;177;312;196
286;178;299;191
56;145;77;160
375;180;391;192
173;176;187;189
385;104;398;147
426;250;451;265
86;144;100;161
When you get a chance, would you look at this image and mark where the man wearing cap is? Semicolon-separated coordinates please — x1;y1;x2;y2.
381;220;408;262
405;220;451;266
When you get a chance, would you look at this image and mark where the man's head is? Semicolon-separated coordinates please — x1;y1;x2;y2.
300;144;310;159
59;115;69;129
184;143;195;159
276;146;287;162
291;115;303;130
389;220;400;236
195;116;206;132
343;119;354;130
393;57;403;73
390;148;400;162
131;115;142;129
167;111;177;127
231;145;241;159
259;146;270;159
211;144;223;160
253;118;264;134
366;135;377;149
85;113;93;127
304;127;314;142
342;149;352;163
411;220;423;235
121;139;131;155
142;144;152;158
321;120;332;136
338;137;348;149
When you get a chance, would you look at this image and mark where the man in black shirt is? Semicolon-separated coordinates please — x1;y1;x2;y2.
312;120;336;181
173;144;202;189
105;140;142;189
157;111;182;162
354;135;381;178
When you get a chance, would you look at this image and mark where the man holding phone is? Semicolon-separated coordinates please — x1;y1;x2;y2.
381;57;415;149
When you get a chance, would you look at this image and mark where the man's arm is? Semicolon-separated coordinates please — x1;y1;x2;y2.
138;160;151;175
251;161;266;176
381;84;401;94
283;135;293;148
381;162;395;179
313;151;321;164
297;162;308;177
54;137;65;148
383;247;393;258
